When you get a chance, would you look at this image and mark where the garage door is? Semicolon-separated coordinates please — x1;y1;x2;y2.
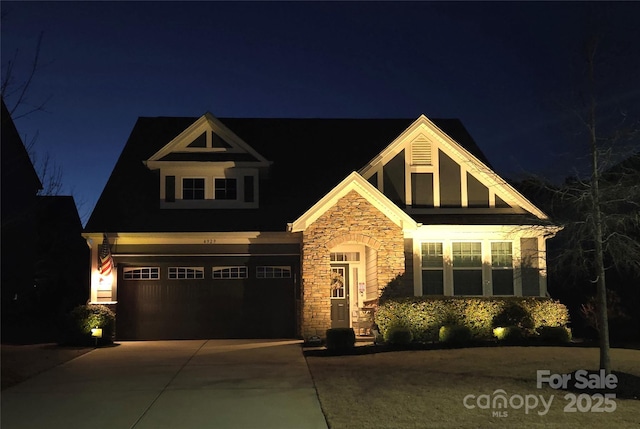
116;276;296;340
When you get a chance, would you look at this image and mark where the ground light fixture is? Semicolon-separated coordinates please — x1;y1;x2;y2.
91;327;103;346
493;327;506;340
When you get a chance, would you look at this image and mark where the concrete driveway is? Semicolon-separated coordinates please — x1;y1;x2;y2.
1;340;328;429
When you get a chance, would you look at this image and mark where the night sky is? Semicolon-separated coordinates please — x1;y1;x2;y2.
2;1;639;224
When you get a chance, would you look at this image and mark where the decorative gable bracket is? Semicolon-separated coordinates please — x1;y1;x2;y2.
145;112;272;169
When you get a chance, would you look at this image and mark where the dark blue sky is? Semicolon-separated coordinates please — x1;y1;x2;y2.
2;1;639;224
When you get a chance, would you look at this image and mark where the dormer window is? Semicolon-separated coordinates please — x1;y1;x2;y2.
145;113;272;210
214;178;237;200
161;173;258;208
183;178;205;200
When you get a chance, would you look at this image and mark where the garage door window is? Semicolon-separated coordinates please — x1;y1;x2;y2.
123;267;160;280
212;266;248;279
256;266;291;278
168;267;205;279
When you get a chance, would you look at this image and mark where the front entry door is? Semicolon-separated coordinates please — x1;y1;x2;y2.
330;264;350;328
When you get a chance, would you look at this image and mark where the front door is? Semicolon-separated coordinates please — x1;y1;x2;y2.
330;264;350;328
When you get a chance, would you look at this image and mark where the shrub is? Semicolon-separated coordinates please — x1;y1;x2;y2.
537;326;572;343
379;273;413;302
493;326;525;343
384;325;414;345
522;299;570;328
439;325;472;346
375;297;569;344
492;302;534;333
325;328;356;351
61;304;115;346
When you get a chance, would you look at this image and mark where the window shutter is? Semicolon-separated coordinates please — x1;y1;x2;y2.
165;176;175;202
244;176;254;202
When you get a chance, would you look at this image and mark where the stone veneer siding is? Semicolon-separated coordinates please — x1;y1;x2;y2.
300;190;405;339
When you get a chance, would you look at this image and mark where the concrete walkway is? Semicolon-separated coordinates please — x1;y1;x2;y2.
1;340;328;429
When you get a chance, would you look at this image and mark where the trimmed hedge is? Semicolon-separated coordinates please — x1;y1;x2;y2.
493;326;525;343
439;324;472;345
384;325;413;345
375;297;569;343
537;326;572;343
492;302;534;333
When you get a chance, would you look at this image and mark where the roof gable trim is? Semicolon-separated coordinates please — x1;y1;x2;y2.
146;113;271;166
290;171;418;232
358;114;548;220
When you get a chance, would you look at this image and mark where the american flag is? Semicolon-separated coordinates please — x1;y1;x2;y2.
98;235;114;277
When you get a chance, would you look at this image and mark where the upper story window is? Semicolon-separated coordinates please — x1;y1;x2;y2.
183;178;205;200
144;115;271;210
215;178;237;200
161;172;259;209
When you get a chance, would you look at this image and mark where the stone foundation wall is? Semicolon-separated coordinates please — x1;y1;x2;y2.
300;190;405;339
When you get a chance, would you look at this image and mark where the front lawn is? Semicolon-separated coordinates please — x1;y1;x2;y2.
305;346;640;429
1;343;93;390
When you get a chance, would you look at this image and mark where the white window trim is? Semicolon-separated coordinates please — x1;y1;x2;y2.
168;267;205;280
212;266;248;279
416;239;523;297
160;168;259;209
490;242;515;296
420;242;445;295
123;267;160;280
256;266;292;279
181;177;207;200
451;241;484;296
213;177;239;201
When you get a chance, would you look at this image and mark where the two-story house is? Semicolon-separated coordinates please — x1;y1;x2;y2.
83;113;560;340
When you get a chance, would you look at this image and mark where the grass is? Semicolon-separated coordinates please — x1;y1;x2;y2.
305;345;640;429
1;343;93;390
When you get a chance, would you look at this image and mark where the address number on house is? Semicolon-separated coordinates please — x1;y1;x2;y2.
203;239;216;244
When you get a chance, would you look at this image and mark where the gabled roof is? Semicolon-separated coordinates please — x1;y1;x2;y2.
360;114;548;219
84;115;527;233
359;115;490;176
290;172;418;232
1;98;42;195
146;113;271;168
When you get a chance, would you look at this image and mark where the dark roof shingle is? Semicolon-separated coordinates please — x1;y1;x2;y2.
84;116;493;233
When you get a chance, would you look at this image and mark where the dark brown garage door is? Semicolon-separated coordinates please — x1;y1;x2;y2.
116;279;296;340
